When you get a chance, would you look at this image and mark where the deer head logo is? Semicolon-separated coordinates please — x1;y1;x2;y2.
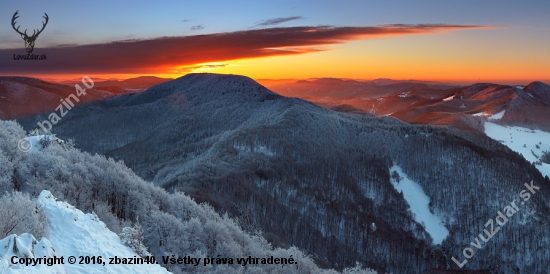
11;11;49;53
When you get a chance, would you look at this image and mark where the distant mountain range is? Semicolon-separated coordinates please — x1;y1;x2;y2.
264;78;450;102
265;78;550;132
392;82;550;132
59;76;172;94
13;73;550;273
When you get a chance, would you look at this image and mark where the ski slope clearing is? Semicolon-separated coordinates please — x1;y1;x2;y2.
389;165;449;245
0;191;170;274
485;122;550;178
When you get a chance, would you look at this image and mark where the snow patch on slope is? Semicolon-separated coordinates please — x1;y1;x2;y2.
389;165;449;245
484;122;550;178
37;190;170;274
23;135;64;152
442;95;455;101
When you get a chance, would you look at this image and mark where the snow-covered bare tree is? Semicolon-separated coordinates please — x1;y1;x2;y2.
0;120;26;193
119;216;151;257
343;262;378;274
0;191;48;239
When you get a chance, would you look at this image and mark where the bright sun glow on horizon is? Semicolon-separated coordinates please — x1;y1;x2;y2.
3;1;549;86
24;29;550;86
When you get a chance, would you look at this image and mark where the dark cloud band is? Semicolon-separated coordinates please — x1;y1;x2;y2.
256;16;304;26
0;24;492;75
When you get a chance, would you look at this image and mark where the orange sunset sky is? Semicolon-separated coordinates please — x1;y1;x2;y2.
1;1;549;85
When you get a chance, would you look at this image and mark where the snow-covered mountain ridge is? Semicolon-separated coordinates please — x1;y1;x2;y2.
11;74;550;273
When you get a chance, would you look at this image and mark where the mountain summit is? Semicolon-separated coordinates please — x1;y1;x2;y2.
121;73;281;107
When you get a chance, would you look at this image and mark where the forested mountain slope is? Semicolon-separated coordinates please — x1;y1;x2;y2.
0;77;114;120
0;120;374;274
17;73;550;273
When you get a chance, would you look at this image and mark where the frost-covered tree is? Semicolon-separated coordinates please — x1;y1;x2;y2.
92;201;130;234
343;262;378;274
120;216;151;257
0;191;48;239
0;120;26;193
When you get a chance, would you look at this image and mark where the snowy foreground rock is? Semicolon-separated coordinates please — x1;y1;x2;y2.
0;233;65;274
0;190;170;274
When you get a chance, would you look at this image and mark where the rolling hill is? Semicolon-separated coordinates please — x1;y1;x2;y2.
0;77;114;120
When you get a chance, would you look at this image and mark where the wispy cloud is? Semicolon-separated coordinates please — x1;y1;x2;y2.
255;16;303;27
184;63;228;70
190;25;204;31
0;24;495;75
175;63;228;73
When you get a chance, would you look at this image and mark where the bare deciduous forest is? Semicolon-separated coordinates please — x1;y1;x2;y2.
9;74;550;273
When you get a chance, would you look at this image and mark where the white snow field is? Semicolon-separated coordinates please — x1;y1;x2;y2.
484;122;550;178
22;135;49;152
389;165;449;245
0;191;170;274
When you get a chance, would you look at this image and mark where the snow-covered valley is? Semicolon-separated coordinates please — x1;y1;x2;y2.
484;122;550;178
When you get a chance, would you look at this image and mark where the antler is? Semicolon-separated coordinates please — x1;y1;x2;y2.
32;13;49;38
11;11;27;37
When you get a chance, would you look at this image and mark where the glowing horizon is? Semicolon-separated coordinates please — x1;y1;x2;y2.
1;1;549;86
